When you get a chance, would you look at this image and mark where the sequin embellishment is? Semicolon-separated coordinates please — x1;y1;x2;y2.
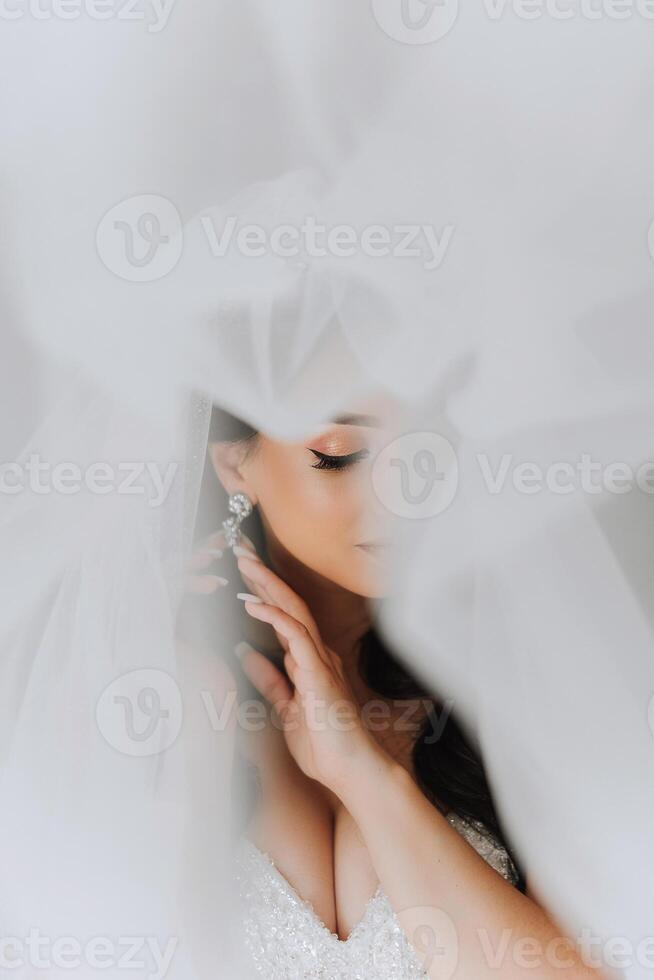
232;812;519;979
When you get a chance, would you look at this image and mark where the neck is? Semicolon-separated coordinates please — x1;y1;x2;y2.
261;526;372;666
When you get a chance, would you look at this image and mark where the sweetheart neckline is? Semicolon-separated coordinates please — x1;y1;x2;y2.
239;836;386;945
237;812;516;951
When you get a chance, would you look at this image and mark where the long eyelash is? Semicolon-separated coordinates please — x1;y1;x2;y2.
309;449;370;471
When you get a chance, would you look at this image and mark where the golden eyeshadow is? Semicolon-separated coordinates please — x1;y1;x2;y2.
306;432;365;456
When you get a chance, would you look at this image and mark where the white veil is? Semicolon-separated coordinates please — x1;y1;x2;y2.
1;2;654;977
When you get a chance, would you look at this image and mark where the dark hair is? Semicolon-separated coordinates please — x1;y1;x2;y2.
359;629;524;889
206;407;525;889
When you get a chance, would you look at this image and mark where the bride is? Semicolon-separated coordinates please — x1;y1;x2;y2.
189;397;601;980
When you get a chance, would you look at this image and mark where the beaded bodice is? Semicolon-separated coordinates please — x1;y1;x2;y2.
232;812;519;979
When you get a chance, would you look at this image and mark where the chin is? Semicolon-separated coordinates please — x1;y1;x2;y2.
338;547;390;599
356;579;388;599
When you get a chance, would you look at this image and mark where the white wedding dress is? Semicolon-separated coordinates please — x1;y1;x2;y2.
232;813;519;979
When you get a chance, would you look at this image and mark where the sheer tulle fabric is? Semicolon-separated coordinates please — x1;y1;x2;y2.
1;3;653;978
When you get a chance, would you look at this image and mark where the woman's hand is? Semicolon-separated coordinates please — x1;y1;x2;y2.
233;550;386;799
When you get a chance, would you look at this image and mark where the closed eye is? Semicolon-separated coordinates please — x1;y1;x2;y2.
309;448;370;471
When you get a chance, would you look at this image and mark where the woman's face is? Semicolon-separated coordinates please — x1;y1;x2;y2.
218;400;398;598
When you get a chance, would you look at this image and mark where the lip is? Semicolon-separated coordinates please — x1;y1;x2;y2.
355;541;391;553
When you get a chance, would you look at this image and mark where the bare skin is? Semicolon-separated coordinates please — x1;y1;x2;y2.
197;399;603;978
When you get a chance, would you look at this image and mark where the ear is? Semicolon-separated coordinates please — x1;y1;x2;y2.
208;440;258;505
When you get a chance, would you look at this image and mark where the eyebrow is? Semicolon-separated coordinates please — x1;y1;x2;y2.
330;413;381;427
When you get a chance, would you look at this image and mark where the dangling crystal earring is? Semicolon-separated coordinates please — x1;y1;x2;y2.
222;492;253;548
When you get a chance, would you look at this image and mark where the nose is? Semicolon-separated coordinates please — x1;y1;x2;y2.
354;459;394;541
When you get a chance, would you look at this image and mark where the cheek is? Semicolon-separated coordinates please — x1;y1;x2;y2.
256;454;363;559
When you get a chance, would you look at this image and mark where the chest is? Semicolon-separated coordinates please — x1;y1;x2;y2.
241;695;431;941
234;837;431;979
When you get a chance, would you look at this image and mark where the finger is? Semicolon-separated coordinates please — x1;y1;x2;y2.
205;529;257;555
235;556;324;654
236;593;290;652
323;643;346;677
238;571;270;602
233;543;260;561
188;549;223;572
240;600;328;676
235;641;293;710
283;651;298;686
185;573;229;594
236;562;276;606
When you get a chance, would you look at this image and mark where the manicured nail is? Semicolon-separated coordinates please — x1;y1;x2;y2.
201;548;224;558
236;592;262;604
209;575;229;586
233;545;260;561
234;641;252;660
